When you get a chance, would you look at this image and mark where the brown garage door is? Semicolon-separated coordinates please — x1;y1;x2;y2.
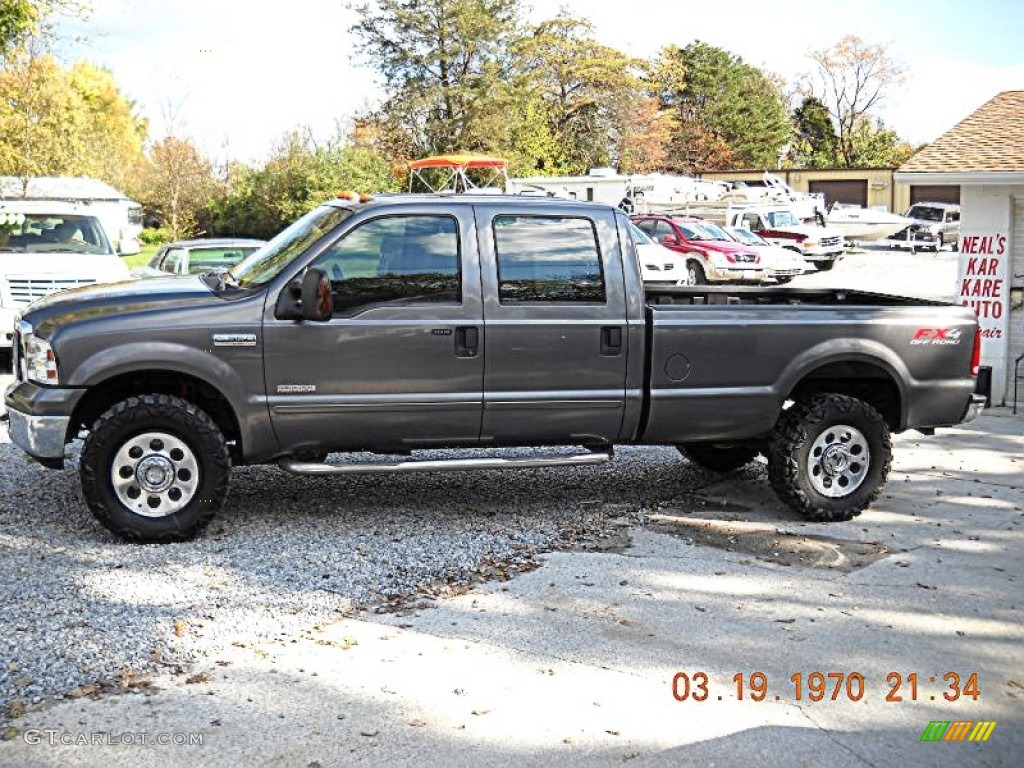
809;180;868;208
910;185;960;205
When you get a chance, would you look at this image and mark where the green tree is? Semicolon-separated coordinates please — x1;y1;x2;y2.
651;42;792;172
846;116;916;167
0;54;146;186
511;13;641;174
1;1;85;61
133;136;219;240
792;95;837;167
205;131;398;239
804;35;906;167
351;0;521;159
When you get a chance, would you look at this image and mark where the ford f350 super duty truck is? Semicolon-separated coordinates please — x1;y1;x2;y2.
4;195;984;542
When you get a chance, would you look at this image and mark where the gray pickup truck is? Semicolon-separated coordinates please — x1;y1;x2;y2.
4;195;984;542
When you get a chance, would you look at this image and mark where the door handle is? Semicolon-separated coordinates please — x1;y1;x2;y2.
455;326;479;357
600;326;623;356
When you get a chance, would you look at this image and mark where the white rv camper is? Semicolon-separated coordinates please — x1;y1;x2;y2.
506;169;729;211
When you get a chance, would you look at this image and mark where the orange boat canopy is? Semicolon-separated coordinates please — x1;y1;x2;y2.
408;154;509;171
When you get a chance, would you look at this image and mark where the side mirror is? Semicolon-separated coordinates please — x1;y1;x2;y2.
274;267;333;321
301;267;333;321
118;237;141;256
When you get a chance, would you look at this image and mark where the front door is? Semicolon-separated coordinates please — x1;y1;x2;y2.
263;208;484;452
474;203;629;446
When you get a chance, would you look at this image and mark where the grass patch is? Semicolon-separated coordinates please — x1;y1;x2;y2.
121;243;159;270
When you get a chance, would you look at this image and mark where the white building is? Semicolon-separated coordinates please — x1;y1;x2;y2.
896;91;1024;408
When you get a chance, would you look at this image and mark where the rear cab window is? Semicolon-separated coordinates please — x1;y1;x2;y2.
492;215;605;303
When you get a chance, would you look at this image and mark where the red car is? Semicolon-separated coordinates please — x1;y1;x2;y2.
631;215;769;285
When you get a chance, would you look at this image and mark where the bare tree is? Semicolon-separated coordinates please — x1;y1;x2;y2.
803;35;906;167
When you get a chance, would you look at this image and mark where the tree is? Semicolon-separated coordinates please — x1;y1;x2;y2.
651;42;792;173
804;35;906;167
1;1;84;62
511;13;642;175
205;130;398;239
845;116;916;167
134;137;219;240
792;96;838;167
0;53;146;186
613;97;676;174
351;0;521;159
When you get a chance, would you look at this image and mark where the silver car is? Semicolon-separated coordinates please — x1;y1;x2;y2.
132;238;266;277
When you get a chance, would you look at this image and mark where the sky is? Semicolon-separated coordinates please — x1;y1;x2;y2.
54;0;1024;166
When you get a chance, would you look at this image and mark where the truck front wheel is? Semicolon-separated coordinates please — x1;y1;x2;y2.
767;394;890;522
80;394;231;542
679;442;759;472
815;260;836;271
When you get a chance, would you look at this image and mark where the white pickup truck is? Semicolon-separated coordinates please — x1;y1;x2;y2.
0;200;131;351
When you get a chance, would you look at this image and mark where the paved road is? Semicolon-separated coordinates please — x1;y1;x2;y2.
1;409;1020;767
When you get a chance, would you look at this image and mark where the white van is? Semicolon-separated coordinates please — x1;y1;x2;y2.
0;200;131;349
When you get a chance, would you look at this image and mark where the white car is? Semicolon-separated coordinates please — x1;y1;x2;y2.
0;201;130;350
726;226;806;284
629;222;689;285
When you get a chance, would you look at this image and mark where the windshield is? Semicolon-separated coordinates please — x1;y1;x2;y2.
230;205;353;288
629;222;654;245
0;213;113;255
764;211;800;227
729;227;764;245
906;205;943;222
692;222;731;241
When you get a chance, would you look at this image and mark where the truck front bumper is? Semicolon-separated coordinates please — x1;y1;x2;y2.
6;407;70;459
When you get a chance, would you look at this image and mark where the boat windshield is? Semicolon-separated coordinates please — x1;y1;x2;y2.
230;205;352;288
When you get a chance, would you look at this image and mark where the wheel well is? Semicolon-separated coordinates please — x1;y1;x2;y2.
783;245;802;254
788;361;901;431
70;371;243;461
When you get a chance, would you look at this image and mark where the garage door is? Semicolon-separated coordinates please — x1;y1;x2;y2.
910;185;961;205
809;180;868;208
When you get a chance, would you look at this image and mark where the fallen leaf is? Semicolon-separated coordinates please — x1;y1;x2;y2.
173;619;187;637
185;672;211;685
408;719;427;728
618;619;632;627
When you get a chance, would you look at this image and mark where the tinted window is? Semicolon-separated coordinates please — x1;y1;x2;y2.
493;216;605;303
312;215;460;316
635;219;657;236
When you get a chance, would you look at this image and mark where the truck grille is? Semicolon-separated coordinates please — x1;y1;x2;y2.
820;236;842;249
7;277;96;306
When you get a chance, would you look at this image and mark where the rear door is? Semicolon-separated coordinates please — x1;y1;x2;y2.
474;203;629;445
262;205;484;451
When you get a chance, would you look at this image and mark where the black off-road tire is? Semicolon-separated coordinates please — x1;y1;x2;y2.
815;259;836;271
679;442;760;472
767;394;891;522
80;394;230;543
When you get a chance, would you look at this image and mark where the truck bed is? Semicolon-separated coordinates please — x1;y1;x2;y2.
638;285;976;445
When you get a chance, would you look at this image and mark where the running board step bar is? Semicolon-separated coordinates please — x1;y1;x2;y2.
278;449;613;476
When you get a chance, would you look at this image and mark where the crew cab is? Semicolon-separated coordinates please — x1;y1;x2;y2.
631;215;768;285
4;195;984;542
0;201;131;350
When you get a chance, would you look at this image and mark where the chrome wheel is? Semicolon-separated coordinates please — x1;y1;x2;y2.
110;431;200;517
807;424;870;498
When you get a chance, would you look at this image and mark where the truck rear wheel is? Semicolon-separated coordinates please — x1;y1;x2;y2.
80;394;230;542
679;442;759;472
767;394;890;522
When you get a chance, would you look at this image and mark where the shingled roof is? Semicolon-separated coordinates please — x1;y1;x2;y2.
899;90;1024;173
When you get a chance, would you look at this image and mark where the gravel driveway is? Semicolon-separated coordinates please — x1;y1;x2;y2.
0;431;730;723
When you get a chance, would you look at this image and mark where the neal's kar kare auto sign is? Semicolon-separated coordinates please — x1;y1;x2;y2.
956;232;1010;354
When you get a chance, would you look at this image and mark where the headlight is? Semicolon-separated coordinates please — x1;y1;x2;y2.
22;327;59;385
